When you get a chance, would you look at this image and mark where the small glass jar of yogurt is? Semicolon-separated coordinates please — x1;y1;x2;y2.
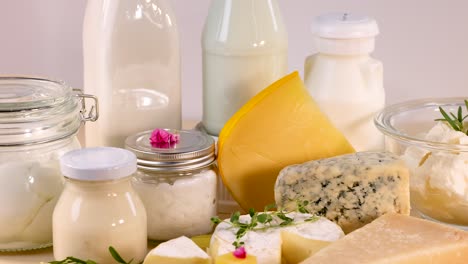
126;129;217;241
0;76;98;251
53;147;147;263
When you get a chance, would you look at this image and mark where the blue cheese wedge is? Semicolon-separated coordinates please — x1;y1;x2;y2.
274;152;410;233
209;212;344;264
143;236;210;264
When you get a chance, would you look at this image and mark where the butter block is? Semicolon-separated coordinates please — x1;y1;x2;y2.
210;212;344;264
301;213;468;264
275;152;410;233
143;236;210;264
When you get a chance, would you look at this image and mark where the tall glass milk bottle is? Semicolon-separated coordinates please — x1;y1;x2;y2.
304;13;385;151
202;0;288;136
83;0;181;148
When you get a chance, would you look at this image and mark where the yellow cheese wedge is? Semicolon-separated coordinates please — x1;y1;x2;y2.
281;231;331;264
301;213;468;264
218;71;355;211
191;234;212;251
143;236;210;264
215;252;257;264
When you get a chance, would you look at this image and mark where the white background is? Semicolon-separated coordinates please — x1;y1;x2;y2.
0;0;467;120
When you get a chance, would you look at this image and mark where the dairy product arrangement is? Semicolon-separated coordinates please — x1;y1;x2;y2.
1;1;468;263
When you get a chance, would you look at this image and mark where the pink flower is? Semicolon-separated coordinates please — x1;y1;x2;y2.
233;247;247;259
150;129;180;148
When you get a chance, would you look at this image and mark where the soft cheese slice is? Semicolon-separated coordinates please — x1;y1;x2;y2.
143;236;210;264
301;213;468;264
218;71;355;211
281;231;331;264
275;152;410;233
210;212;344;264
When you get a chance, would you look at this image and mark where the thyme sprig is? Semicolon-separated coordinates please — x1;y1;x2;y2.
49;246;142;264
210;202;319;249
435;99;468;135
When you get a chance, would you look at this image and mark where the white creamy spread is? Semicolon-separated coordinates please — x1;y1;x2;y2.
403;122;468;200
402;122;468;224
133;169;217;241
0;161;62;249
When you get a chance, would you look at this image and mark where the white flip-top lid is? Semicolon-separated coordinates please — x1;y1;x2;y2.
60;147;137;181
312;12;379;54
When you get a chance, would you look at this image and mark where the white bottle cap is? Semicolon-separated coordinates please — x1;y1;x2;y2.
312;12;379;55
60;147;137;181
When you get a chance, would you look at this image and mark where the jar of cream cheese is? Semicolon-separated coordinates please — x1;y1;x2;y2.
126;129;217;241
0;76;98;251
53;147;147;263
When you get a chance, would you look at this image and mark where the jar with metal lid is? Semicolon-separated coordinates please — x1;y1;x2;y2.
125;129;217;241
54;147;147;263
0;76;98;251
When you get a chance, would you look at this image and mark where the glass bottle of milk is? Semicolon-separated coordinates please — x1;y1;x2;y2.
83;0;181;148
202;0;288;136
304;13;385;151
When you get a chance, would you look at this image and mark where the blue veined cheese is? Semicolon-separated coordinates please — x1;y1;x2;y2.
274;152;410;233
209;212;344;264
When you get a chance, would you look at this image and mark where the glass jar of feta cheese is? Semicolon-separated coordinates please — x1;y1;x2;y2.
54;147;147;263
125;129;217;241
0;76;98;251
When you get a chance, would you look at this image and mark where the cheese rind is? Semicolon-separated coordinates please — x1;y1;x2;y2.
275;152;410;233
209;212;344;264
301;213;468;264
143;236;210;264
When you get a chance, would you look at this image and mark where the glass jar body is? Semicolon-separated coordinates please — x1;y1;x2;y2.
132;164;218;241
53;177;147;263
0;136;80;251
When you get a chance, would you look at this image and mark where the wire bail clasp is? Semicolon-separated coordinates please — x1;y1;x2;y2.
73;88;99;122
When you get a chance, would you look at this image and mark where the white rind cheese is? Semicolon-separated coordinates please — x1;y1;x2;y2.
209;212;344;264
274;152;410;233
144;236;210;264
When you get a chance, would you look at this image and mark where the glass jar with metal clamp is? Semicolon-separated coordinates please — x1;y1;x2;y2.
0;76;98;251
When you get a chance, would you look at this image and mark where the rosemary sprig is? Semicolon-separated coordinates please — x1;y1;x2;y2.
49;246;142;264
435;99;468;135
210;202;319;249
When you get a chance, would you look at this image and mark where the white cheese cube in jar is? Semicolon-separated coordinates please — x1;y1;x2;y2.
0;76;97;251
126;129;217;241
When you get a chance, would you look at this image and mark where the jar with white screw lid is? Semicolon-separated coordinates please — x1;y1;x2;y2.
53;147;147;263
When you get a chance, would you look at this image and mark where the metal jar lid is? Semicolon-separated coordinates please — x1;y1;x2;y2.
125;129;216;172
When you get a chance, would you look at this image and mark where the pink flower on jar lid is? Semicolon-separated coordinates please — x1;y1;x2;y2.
233;246;247;259
150;129;180;148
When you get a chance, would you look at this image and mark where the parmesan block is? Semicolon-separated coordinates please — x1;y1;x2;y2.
275;152;410;233
143;236;210;264
209;212;344;264
301;213;468;264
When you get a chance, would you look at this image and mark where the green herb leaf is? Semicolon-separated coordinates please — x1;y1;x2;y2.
439;106;461;131
458;106;463;122
109;246;128;264
211;216;222;225
230;211;241;223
